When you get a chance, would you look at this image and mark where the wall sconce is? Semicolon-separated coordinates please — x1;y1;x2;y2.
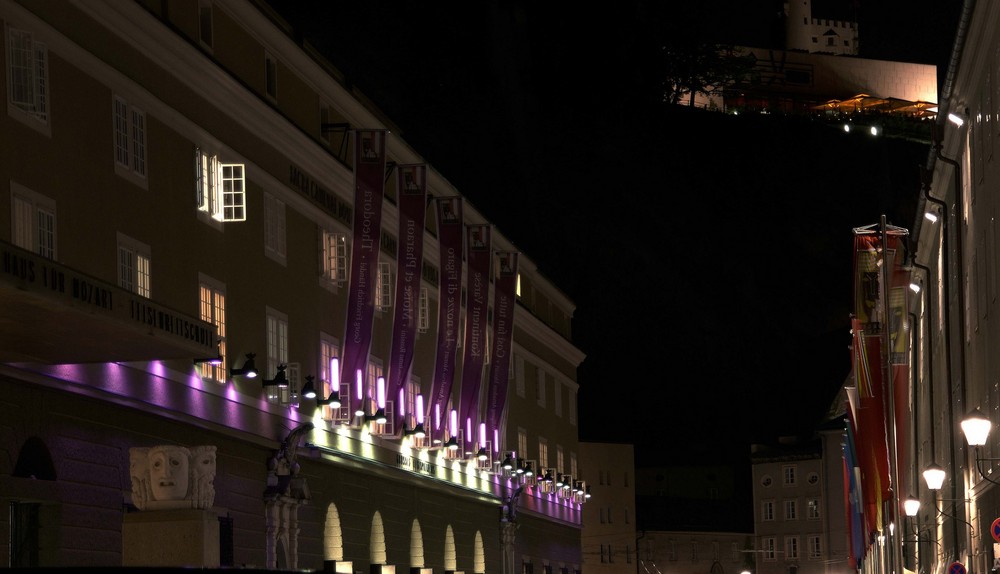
300;376;318;400
317;386;342;408
522;461;534;478
500;453;514;471
585;485;592;499
444;436;459;451
903;495;920;517
960;408;1000;485
541;469;554;483
230;353;258;378
262;364;289;388
476;447;489;461
372;408;388;425
923;463;946;490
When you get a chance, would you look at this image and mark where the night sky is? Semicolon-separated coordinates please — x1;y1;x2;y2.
270;1;963;467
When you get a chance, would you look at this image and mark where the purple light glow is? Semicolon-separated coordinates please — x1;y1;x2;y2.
398;387;405;415
493;428;499;452
377;376;386;408
479;423;487;449
356;369;363;400
449;409;457;434
330;357;339;388
416;395;424;424
466;417;472;444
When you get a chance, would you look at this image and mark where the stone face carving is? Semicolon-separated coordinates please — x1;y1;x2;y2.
129;445;217;510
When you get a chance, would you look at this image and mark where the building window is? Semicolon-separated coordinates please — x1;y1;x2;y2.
198;0;213;49
783;465;796;486
784;499;797;520
263;192;286;264
266;308;289;404
764;538;776;561
198;275;226;383
11;184;56;259
418;287;430;332
570;452;577;477
376;261;392;311
690;541;697;561
762;500;775;521
554;379;562;416
536;368;546;407
668;540;677;561
624;506;630;524
6;26;48;128
569;389;577;425
517;427;528;460
808;536;821;559
319;333;340;420
556;446;564;474
264;50;277;100
600;545;606;564
785;537;798;560
113;95;147;183
600;507;605;524
807;498;820;519
515;355;525;397
195;148;246;222
117;233;151;297
538;438;549;468
320;229;348;286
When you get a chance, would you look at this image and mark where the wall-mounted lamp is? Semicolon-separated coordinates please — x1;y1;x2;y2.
300;376;318;400
372;408;387;425
903;495;921;517
541;470;554;483
444;436;459;451
960;408;1000;485
947;112;965;127
193;354;223;366
476;447;489;461
585;485;592;499
500;453;514;471
317;385;341;408
262;364;289;388
923;463;946;490
230;353;258;379
924;210;939;223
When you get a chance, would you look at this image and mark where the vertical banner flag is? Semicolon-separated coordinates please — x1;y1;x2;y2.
341;129;387;417
485;251;519;445
429;197;464;441
457;225;492;440
885;228;911;505
851;316;891;535
386;164;428;434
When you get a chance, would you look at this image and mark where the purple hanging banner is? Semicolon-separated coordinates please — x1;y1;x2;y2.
428;197;464;441
485;252;518;442
341;129;387;417
386;164;427;433
457;224;492;440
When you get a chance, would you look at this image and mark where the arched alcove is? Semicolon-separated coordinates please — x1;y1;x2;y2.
444;524;457;571
13;436;57;480
324;503;345;561
473;530;485;574
410;518;425;568
371;510;387;564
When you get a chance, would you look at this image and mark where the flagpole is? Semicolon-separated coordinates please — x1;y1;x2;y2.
881;214;903;574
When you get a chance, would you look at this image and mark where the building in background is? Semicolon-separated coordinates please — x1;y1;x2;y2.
0;0;586;569
579;442;636;574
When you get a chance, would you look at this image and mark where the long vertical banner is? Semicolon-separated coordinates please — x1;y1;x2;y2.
341;129;387;417
429;197;463;441
386;164;427;434
485;251;519;449
457;225;492;443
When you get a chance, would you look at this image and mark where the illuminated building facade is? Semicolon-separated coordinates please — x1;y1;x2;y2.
0;0;586;569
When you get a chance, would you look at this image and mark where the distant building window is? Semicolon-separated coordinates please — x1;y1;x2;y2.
6;26;48;128
784;499;797;520
807;498;820;519
761;475;773;487
762;500;775;521
117;233;151;298
113;94;147;183
808;535;821;559
418;287;430;332
807;472;819;485
265;50;277;100
785;537;798;560
11;184;56;259
783;465;796;486
764;538;776;561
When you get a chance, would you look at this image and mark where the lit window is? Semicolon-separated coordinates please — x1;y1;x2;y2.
266;308;289;404
517;427;527;459
117;233;151;298
376;261;392;311
6;26;48;128
319;334;340;421
320;229;348;285
195;148;246;222
198;275;226;383
263;192;286;264
113;95;147;183
807;498;820;519
556;445;564;474
538;437;548;468
11;184;56;259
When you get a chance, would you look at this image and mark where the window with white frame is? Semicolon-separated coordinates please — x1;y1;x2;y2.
198;274;226;383
763;538;776;561
762;500;775;521
6;26;48;129
783;465;796;486
263;192;286;264
195;147;246;222
536;368;546;407
11;184;55;259
264;50;277;100
198;0;213;49
538;437;548;468
784;537;798;560
556;445;564;474
807;536;820;559
516;427;528;460
320;228;348;286
319;333;340;420
117;233;151;298
807;498;820;519
784;499;797;520
266;308;289;404
405;376;420;429
515;355;525;397
418;287;430;332
112;94;147;183
376;261;392;311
